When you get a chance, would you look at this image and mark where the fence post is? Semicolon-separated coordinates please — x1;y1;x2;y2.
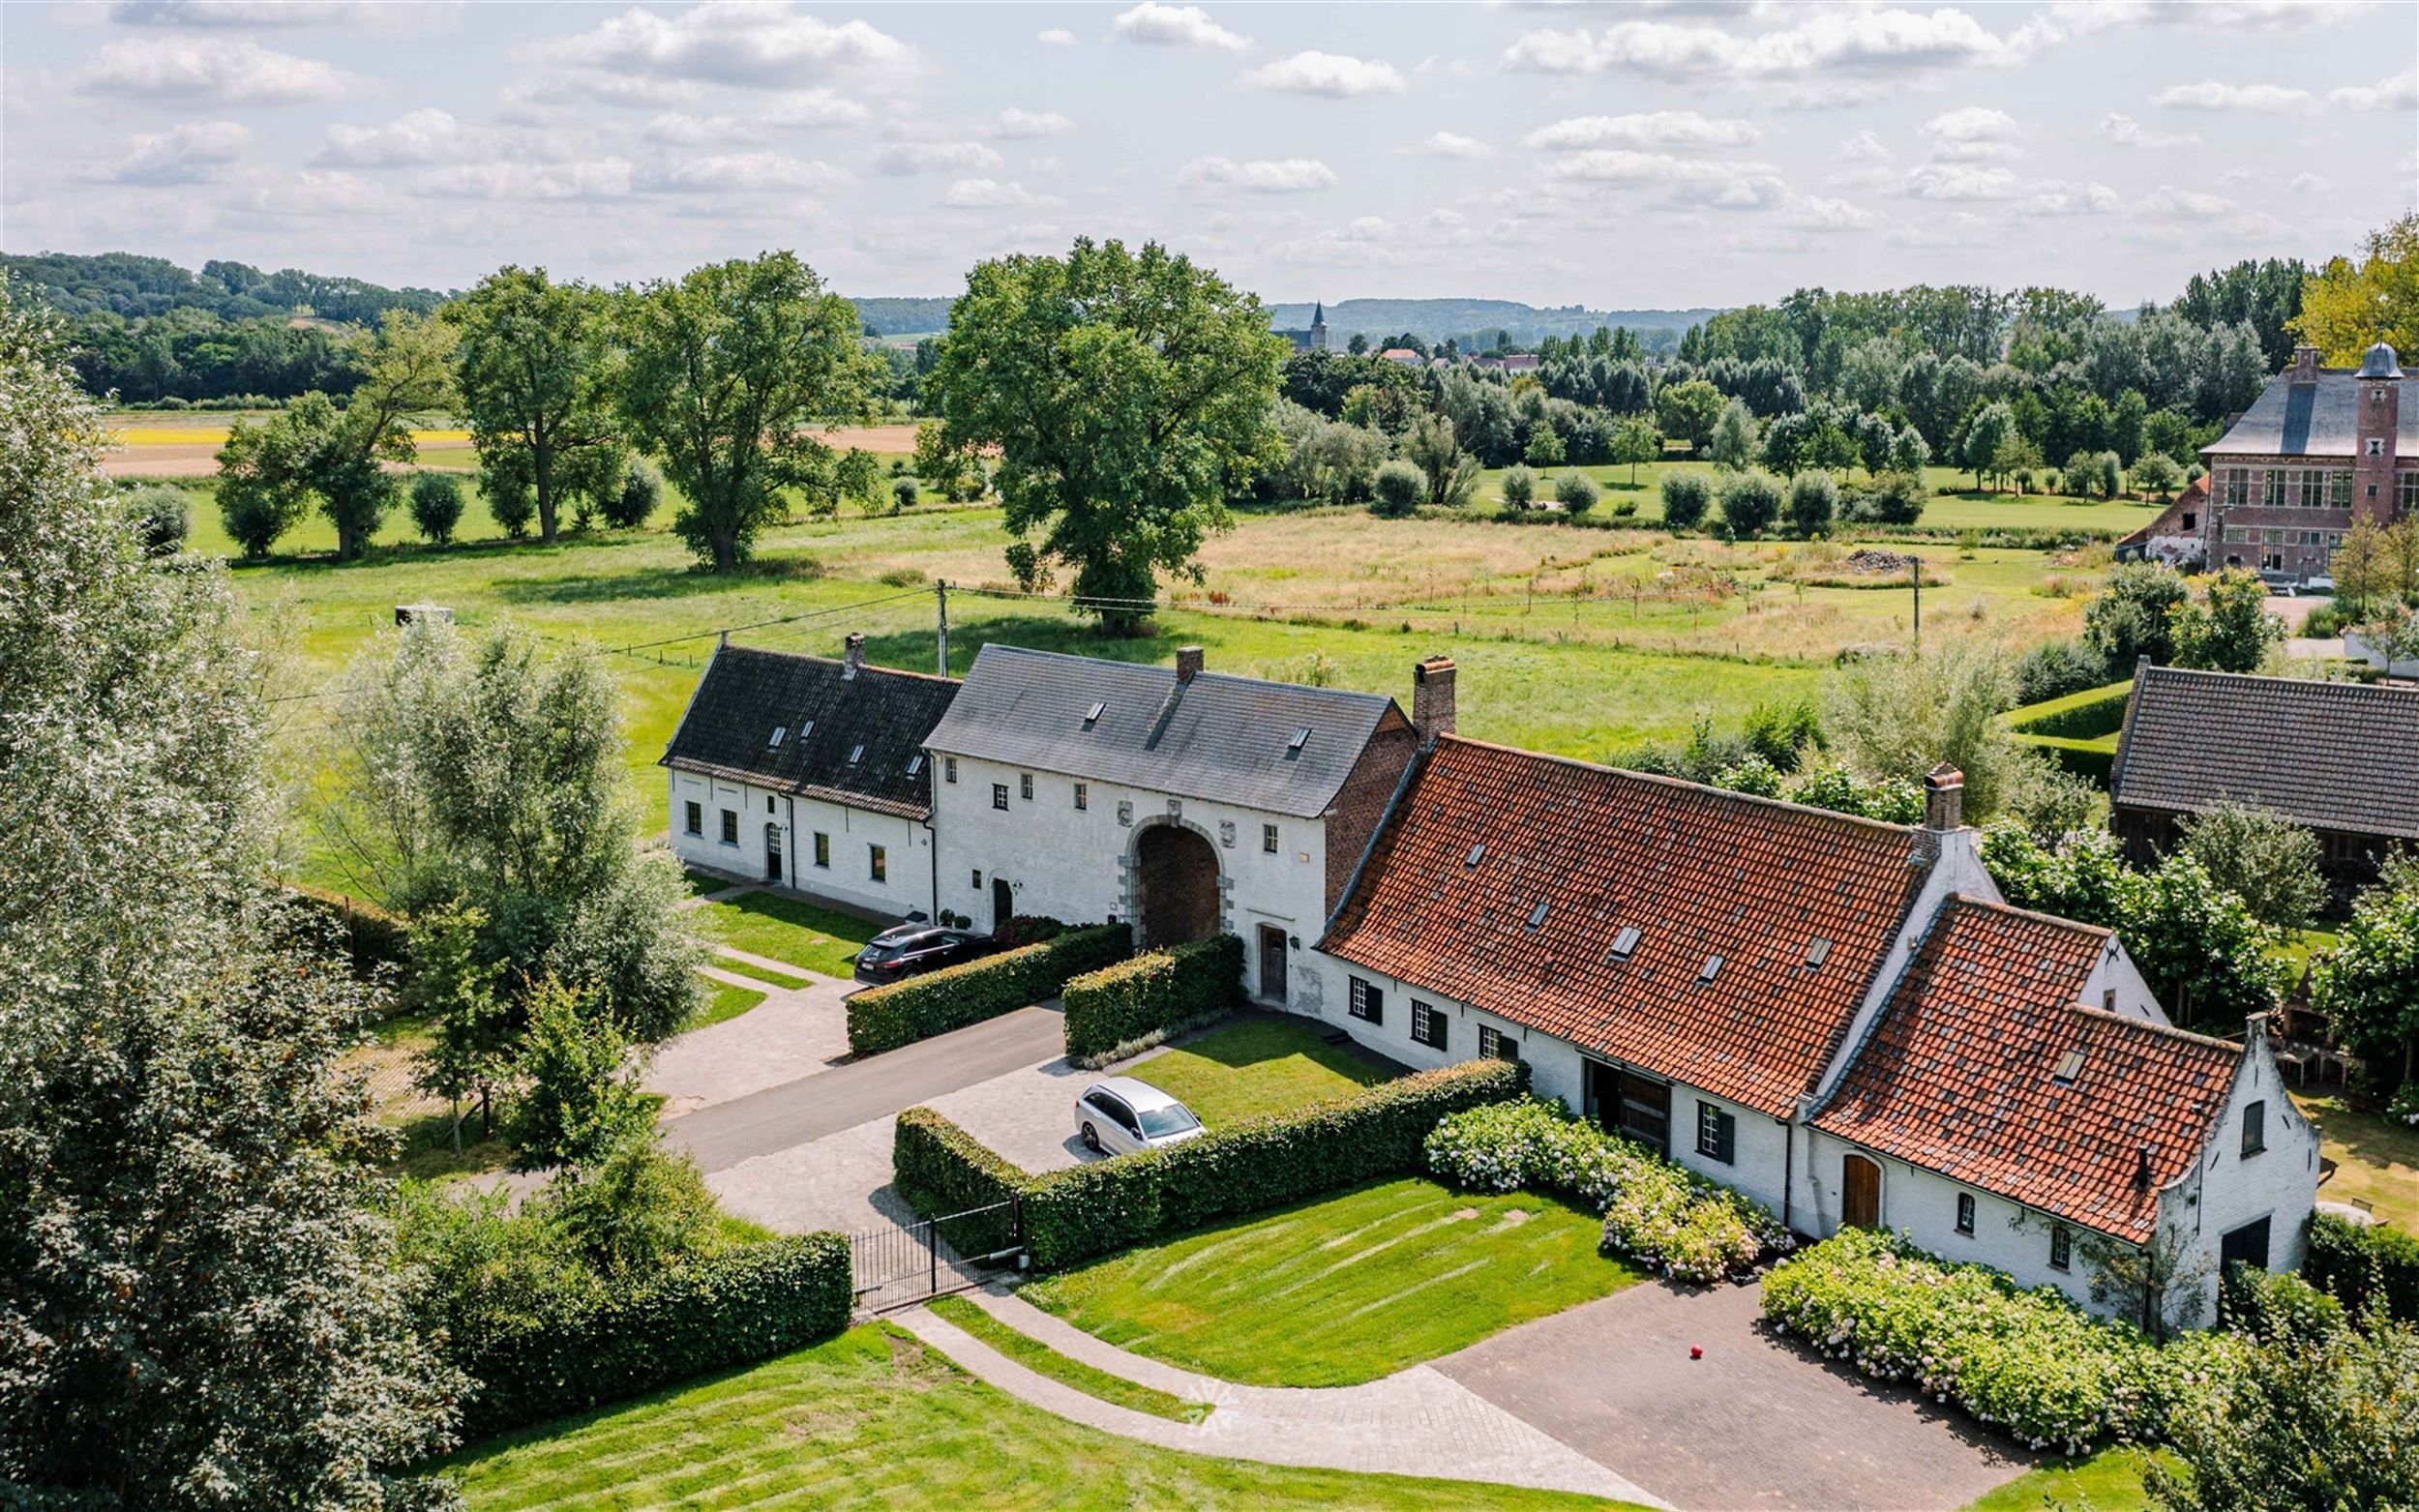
928;1216;939;1296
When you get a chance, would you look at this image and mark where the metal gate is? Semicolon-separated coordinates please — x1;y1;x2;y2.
847;1199;1022;1311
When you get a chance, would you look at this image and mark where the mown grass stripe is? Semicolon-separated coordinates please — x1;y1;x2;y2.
927;1295;1210;1424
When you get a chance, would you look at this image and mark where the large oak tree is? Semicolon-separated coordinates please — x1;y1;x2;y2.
452;266;624;545
923;238;1286;635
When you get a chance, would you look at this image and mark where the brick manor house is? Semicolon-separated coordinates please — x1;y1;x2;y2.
2125;341;2415;585
667;640;2320;1329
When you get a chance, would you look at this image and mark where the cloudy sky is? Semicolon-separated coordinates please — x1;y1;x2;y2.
3;1;2414;310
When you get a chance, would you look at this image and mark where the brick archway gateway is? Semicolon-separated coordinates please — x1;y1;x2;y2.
1132;819;1222;949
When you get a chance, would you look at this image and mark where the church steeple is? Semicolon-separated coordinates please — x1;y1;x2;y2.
1309;300;1328;349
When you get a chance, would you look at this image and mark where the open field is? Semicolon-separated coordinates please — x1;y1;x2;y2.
1021;1177;1641;1387
1131;1019;1391;1126
444;1324;1642;1511
102;415;924;480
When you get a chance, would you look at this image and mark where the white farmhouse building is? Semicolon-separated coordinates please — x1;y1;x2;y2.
919;643;1420;1002
660;635;958;921
1316;732;2318;1329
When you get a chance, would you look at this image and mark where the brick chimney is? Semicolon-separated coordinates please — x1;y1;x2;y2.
2291;343;2320;384
1924;763;1964;831
842;632;865;678
1175;645;1205;683
1413;656;1457;746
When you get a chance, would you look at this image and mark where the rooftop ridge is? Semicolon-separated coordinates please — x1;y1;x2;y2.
1936;890;2117;944
2061;1000;2247;1055
1431;732;1922;843
721;640;961;686
2141;662;2419;700
971;640;1393;705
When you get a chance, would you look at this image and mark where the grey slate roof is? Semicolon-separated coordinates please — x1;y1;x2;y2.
661;644;959;819
2203;367;2419;458
923;643;1406;818
2111;664;2419;841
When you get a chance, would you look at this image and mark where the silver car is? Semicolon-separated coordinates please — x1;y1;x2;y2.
1074;1077;1205;1156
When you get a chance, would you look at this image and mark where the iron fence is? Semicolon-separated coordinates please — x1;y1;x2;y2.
847;1198;1022;1308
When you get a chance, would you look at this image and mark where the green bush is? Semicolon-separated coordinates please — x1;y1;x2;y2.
2004;680;2134;740
1421;1096;1786;1283
408;471;465;546
1719;468;1783;538
846;923;1130;1055
1554;470;1600;515
280;884;408;974
1787;470;1838;538
1061;933;1242;1061
1372;460;1425;518
603;459;663;529
2221;1262;2347;1345
2305;1211;2419;1325
1763;1227;2238;1454
1659;471;1712;530
896;1057;1528;1272
450;1230;851;1439
123;483;190;555
1499;463;1537;510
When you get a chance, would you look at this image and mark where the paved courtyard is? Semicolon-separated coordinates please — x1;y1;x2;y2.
1435;1276;2035;1512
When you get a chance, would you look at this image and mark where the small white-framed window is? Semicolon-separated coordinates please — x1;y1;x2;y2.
1410;1000;1446;1051
1956;1192;1976;1235
1348;976;1384;1024
1074;782;1089;811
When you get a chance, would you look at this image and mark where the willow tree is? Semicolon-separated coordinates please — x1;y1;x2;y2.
617;252;873;572
922;238;1286;635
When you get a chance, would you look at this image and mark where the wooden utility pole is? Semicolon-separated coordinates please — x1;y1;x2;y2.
1911;554;1922;649
936;579;950;676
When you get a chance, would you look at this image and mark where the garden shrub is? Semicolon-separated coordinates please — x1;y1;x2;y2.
2304;1211;2419;1325
1787;470;1838;538
1500;463;1537;510
2004;681;2133;740
2013;637;2113;705
408;471;465;546
1762;1227;2241;1453
122;483;190;555
896;1058;1529;1272
1061;933;1242;1062
484;468;534;539
447;1230;851;1439
280;883;408;975
1719;469;1783;538
1554;470;1600;515
602;459;663;529
1372;460;1425;518
2221;1262;2346;1346
846;923;1130;1055
1659;470;1712;530
1423;1096;1786;1283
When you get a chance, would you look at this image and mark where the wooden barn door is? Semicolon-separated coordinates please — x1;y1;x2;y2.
1842;1154;1882;1230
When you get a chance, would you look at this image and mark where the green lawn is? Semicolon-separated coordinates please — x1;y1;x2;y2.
690;978;766;1031
2299;1092;2419;1231
1021;1177;1640;1387
926;1295;1210;1424
706;954;816;992
1127;1018;1391;1125
694;891;879;978
1961;1446;2164;1511
446;1324;1644;1511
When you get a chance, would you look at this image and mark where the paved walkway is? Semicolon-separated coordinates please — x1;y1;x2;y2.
1435;1278;2034;1511
664;1003;1067;1173
650;964;854;1118
896;1289;1665;1506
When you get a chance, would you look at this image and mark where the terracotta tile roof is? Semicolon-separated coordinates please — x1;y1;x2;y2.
1813;896;2244;1243
1320;736;1927;1115
661;644;958;819
2112;664;2419;842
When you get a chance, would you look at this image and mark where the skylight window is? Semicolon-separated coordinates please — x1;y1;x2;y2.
1806;937;1832;967
848;744;865;764
1697;955;1724;984
1288;726;1311;751
1527;901;1549;929
906;755;924;777
767;726;786;748
1608;926;1642;961
2052;1049;2085;1085
798;719;814;739
1084;700;1105;726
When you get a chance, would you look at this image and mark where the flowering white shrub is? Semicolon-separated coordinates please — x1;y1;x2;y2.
2390;1081;2419;1129
1761;1227;2243;1455
1423;1096;1788;1283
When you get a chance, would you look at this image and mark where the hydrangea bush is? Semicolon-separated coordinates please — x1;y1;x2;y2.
1761;1227;2242;1454
1423;1096;1789;1283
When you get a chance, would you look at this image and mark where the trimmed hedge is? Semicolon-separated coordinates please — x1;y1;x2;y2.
282;884;409;975
2016;731;2118;786
1062;933;1243;1061
2004;679;2133;740
892;1056;1528;1272
2305;1211;2419;1325
453;1230;851;1440
892;1106;1026;1257
847;923;1131;1055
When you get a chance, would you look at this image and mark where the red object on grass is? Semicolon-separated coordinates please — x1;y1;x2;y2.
1689;1346;1703;1359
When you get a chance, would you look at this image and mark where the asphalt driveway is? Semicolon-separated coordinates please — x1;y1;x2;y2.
1435;1277;2035;1512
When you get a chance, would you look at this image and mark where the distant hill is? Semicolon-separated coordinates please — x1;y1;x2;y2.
1264;299;1724;347
3;251;450;325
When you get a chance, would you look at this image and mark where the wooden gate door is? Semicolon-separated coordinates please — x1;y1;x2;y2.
1842;1154;1882;1229
1257;924;1288;1003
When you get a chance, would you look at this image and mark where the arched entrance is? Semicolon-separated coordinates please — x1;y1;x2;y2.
1134;822;1221;948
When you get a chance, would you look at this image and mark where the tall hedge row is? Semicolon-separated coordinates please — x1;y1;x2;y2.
281;884;409;975
2305;1211;2419;1325
1061;933;1243;1061
892;1105;1027;1256
892;1056;1527;1273
2004;680;2133;740
847;923;1131;1055
451;1230;851;1440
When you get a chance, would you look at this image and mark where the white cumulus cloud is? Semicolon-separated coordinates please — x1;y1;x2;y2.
1113;3;1249;52
1523;110;1759;152
532;3;921;89
2135;184;2231;219
941;177;1060;209
1901;163;2024;200
1834;130;1892;163
637;153;852;193
2021;180;2122;215
2331;70;2417;112
416;158;634;201
1502;9;2007;81
111;120;250;184
2152;79;2312;111
994;107;1074;137
315;107;468;167
1241;51;1406;98
1176;155;1335;193
2096;113;2199;148
874;140;1004;175
1418;132;1494;160
1036;27;1077;46
73;35;357;104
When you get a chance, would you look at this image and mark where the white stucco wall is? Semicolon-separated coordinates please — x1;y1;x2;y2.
930;752;1329;1002
666;770;933;920
2158;1045;2321;1327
